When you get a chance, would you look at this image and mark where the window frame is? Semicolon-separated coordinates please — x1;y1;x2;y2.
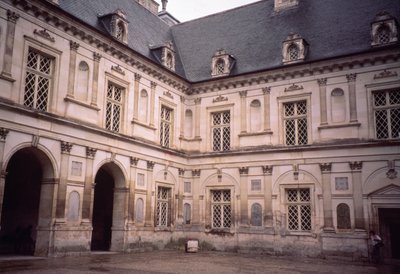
210;189;232;230
285;188;312;232
155;185;172;228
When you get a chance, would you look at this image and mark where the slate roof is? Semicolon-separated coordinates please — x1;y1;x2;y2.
58;0;400;83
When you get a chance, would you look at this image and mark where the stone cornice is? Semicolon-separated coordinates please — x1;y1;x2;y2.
11;0;190;94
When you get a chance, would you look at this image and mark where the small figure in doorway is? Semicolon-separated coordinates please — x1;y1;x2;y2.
370;230;384;264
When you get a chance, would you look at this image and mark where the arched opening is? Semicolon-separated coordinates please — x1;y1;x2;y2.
250;203;262;226
76;61;89;101
139;89;148;123
331;88;346;123
250;100;261;132
91;162;126;251
91;168;114;251
0;147;55;256
184;109;193;138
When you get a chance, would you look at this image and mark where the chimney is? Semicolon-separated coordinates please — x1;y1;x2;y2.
274;0;298;11
136;0;159;15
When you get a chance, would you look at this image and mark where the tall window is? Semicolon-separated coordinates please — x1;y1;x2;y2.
211;190;231;229
160;105;173;147
24;48;53;111
212;111;231;151
216;59;225;75
288;44;299;61
286;188;311;231
250;203;262;227
156;187;171;227
376;25;391;45
105;83;123;132
283;101;308;145
373;89;400;139
337;203;351;229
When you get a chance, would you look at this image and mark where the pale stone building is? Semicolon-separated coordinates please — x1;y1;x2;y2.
0;0;399;260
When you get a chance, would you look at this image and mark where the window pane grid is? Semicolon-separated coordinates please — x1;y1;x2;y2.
286;189;311;231
211;190;231;229
377;25;391;44
156;187;171;227
373;89;400;139
212;111;230;151
283;101;308;145
160;106;172;147
105;83;123;132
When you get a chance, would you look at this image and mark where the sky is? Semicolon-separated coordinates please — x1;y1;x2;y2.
156;0;261;22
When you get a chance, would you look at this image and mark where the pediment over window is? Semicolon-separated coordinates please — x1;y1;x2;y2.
369;184;400;197
371;12;399;47
282;33;308;65
99;9;129;44
211;49;236;78
150;41;176;71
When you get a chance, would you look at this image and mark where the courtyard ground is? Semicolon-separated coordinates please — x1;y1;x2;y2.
0;250;399;273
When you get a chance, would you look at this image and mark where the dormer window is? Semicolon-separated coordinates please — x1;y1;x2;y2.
162;42;175;71
282;33;308;64
371;12;398;47
211;49;235;78
99;9;129;44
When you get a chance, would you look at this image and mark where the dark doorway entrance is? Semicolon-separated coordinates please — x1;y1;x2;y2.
91;168;114;251
379;208;400;259
0;149;41;255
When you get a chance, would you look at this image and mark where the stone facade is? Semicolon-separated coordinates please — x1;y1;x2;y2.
0;0;399;260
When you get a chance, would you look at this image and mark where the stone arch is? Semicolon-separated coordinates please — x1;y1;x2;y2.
0;145;57;256
364;166;400;195
202;172;239;189
273;169;321;195
154;169;177;186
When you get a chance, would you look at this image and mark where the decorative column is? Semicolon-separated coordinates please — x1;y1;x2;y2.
144;160;155;227
129;157;139;223
179;96;185;138
0;10;19;81
55;142;73;219
82;147;97;221
317;78;328;125
191;169;201;226
149;82;156;127
346;74;358;122
91;53;102;107
194;98;201;139
67;41;80;98
177;168;185;226
239;167;249;226
239;91;248;133
350;161;364;230
262;165;273;227
0;128;10;222
133;73;141;121
262;87;271;131
320;163;333;231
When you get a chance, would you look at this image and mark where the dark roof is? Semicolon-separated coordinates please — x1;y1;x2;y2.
58;0;400;83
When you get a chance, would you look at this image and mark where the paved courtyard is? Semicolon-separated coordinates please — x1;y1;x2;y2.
0;251;399;274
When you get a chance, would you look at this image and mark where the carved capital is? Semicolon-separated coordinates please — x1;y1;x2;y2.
349;161;362;171
0;128;10;142
346;73;357;82
134;73;141;82
319;163;332;173
151;81;157;89
238;167;249;175
178;168;185;176
7;10;19;23
147;161;155;170
130;157;139;166
86;147;97;159
317;78;327;86
180;95;185;103
60;141;73;154
70;41;80;51
192;169;201;177
93;52;102;62
262;87;271;95
239;90;248;97
194;98;202;105
262;165;273;175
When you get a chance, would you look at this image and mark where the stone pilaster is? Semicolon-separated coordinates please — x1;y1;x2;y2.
194;98;201;138
349;161;364;230
262;87;271;131
149;82;156;127
55;142;73;219
239;91;247;133
133;73;141;121
144;160;155;227
239;167;249;226
91;53;102;107
191;169;201;226
320;163;334;231
0;10;19;82
346;74;358;122
177;168;185;225
317;78;328;125
67;41;80;98
179;96;185;138
262;165;273;226
0;128;10;222
82;147;97;221
128;157;139;223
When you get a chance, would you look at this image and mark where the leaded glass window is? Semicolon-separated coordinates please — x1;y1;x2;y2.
373;89;400;139
376;25;391;45
286;188;311;231
212;111;231;151
160;105;173;147
216;59;225;75
105;83;123;132
288;44;299;61
24;49;53;111
156;187;171;227
211;190;231;229
283;101;308;145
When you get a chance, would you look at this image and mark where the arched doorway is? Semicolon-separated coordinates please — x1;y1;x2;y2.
0;147;55;256
91;162;127;251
